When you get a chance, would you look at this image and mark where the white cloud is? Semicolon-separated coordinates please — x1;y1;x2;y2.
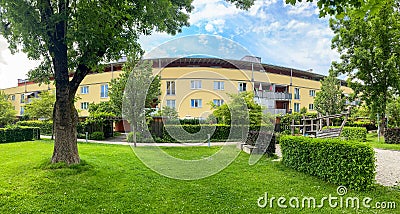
283;0;319;17
0;36;41;89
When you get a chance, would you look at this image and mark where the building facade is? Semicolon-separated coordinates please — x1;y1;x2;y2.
1;57;352;119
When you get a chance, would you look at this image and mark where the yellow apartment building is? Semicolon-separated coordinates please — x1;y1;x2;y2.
1;56;352;119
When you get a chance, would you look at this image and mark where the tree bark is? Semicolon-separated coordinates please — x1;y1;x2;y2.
48;0;80;164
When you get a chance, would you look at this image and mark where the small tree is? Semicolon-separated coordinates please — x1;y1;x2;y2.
109;55;161;117
212;92;262;126
156;106;179;119
314;75;345;116
122;57;158;146
0;92;16;127
24;91;55;120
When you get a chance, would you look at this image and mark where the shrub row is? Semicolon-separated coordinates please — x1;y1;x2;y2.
0;126;40;143
280;135;375;190
323;126;367;141
157;124;274;143
384;128;400;144
346;121;377;131
16;120;53;135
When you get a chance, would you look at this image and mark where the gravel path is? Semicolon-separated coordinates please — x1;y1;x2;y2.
274;145;400;187
375;149;400;186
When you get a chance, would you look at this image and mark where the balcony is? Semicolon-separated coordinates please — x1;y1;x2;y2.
254;91;292;101
264;108;287;115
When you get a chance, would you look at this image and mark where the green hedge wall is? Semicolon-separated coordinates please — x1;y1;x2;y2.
280;136;375;190
0;126;40;143
157;125;273;143
16;120;53;135
323;126;367;141
384;128;400;144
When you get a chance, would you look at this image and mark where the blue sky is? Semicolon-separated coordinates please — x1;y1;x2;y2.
0;0;339;89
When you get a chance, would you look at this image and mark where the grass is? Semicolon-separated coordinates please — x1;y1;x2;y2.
0;140;399;213
365;132;400;151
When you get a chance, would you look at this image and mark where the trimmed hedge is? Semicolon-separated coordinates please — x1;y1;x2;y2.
0;126;40;143
384;128;400;144
323;126;367;141
16;120;53;135
157;124;274;143
280;136;375;190
90;131;105;140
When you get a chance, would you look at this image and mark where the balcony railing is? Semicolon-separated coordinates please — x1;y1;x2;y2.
264;108;287;115
254;91;292;100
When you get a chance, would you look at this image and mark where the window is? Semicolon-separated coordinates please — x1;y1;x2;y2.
20;107;24;115
81;86;89;94
20;94;25;103
100;84;108;98
294;103;300;112
294;88;300;99
191;80;202;89
166;100;176;109
166;81;176;95
10;95;15;101
213;99;224;107
309;104;314;110
239;82;247;92
81;102;89;110
191;99;202;108
214;81;224;90
309;90;315;97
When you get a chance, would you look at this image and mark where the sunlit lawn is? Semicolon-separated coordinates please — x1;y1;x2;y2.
365;132;400;151
0;140;399;213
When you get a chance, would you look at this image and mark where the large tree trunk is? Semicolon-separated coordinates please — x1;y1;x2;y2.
51;93;80;164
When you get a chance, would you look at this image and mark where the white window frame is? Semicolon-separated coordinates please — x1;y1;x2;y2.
190;80;202;89
191;99;202;108
294;88;300;100
309;103;314;110
294;103;300;112
239;82;247;92
81;102;89;110
166;81;176;95
100;84;109;98
213;99;224;107
10;95;15;101
214;81;224;90
166;100;176;109
81;86;89;94
309;90;315;97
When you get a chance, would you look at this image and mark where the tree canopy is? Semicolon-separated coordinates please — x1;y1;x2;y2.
0;0;201;164
330;0;400;124
286;0;395;17
24;91;55;120
0;92;16;127
314;74;345;116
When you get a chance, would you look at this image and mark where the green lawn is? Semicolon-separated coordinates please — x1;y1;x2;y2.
365;133;400;151
0;140;399;213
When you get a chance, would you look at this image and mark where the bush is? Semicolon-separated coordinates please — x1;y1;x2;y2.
322;126;367;141
0;126;40;143
280;135;375;190
90;131;105;140
156;125;274;143
384;128;400;144
16;120;53;135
